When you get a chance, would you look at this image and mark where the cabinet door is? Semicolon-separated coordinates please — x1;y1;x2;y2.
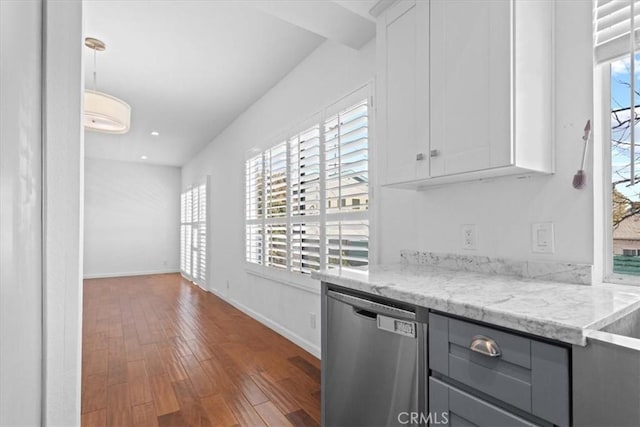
429;0;511;177
379;0;429;185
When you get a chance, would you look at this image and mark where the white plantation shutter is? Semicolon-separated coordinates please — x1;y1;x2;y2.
198;184;207;283
180;225;186;272
325;100;369;214
290;125;321;216
246;224;263;264
186;189;193;222
244;84;370;274
192;228;199;280
184;226;192;277
595;0;640;62
246;154;263;221
324;94;369;271
291;223;321;273
184;189;193;276
179;178;208;286
192;183;199;222
180;193;187;272
326;220;369;271
266;223;287;269
246;153;264;264
191;185;200;281
266;142;288;218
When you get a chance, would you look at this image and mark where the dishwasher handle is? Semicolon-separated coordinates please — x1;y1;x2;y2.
353;308;377;320
327;290;416;321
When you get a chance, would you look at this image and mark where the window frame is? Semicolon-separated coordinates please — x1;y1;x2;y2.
598;58;640;286
594;0;640;285
244;83;373;277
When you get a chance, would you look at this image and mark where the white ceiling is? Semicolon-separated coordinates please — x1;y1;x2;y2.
83;0;376;167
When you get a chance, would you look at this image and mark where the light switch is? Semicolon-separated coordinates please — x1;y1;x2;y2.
532;222;554;253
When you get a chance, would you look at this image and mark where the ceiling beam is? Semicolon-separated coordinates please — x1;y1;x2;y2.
249;0;376;50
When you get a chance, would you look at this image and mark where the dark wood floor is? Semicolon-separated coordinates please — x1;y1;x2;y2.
81;273;321;427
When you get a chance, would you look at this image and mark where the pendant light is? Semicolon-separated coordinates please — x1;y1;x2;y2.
84;37;131;134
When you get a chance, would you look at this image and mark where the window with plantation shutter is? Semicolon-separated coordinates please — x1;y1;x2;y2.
192;187;200;280
198;184;207;281
244;84;371;275
180;193;187;273
245;224;263;264
595;0;640;63
326;220;369;270
180;179;208;287
325;100;369;214
184;225;192;276
290;125;321;216
324;97;369;271
184;190;193;276
290;124;322;273
245;154;263;221
266;142;287;219
266;223;287;269
246;153;264;265
291;223;321;274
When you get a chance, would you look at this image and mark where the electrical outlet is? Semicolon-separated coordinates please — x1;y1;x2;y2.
226;280;230;289
309;312;317;329
461;224;476;250
532;222;554;253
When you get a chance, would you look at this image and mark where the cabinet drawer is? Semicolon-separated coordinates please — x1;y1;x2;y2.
429;313;569;426
429;377;540;427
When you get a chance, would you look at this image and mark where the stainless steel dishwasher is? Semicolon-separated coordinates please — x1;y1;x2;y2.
322;286;427;427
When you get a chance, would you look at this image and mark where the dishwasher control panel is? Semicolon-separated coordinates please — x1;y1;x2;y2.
377;315;416;337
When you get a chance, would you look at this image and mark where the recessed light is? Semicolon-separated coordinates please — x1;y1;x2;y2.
150;131;159;136
140;155;148;160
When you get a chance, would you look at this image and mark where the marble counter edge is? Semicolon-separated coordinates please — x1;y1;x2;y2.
313;270;596;346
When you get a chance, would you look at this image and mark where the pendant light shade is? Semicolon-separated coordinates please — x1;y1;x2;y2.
84;90;131;134
83;37;131;134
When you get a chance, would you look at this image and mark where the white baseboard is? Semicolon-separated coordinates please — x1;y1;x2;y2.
209;288;321;359
83;269;180;279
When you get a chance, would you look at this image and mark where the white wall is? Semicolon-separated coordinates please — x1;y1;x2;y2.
0;1;43;425
182;39;376;356
84;158;181;278
43;1;84;424
379;0;595;266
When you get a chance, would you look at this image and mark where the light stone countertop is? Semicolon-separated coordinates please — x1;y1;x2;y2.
312;264;640;346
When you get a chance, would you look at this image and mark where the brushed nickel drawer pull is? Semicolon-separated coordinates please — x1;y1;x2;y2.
469;335;502;357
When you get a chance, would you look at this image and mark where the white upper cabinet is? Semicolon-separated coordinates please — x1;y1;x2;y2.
376;0;429;184
429;0;511;177
374;0;554;188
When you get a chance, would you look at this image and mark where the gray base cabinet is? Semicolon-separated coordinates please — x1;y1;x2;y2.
429;313;570;427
